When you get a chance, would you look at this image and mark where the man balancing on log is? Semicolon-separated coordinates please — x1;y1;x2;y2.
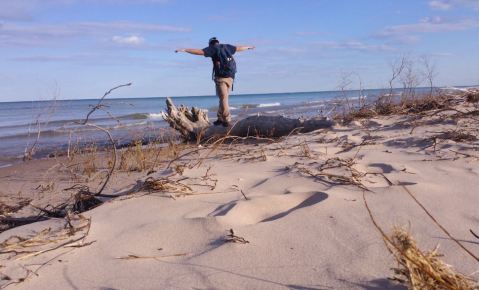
175;37;255;127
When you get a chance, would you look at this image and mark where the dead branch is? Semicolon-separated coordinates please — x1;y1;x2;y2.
389;56;407;98
83;123;117;196
225;229;249;244
22;97;58;161
23;120;41;161
80;83;132;125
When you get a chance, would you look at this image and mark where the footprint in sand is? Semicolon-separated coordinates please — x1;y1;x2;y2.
209;191;328;226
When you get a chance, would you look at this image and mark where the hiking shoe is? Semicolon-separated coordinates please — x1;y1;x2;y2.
222;121;230;127
213;120;223;126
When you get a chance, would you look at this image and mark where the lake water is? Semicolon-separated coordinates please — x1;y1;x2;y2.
0;87;430;167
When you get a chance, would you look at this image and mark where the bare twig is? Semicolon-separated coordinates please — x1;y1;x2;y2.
225;229;249;244
115;252;188;261
470;230;479;240
449;149;479;159
80;83;132;125
402;186;479;263
83;123;117;196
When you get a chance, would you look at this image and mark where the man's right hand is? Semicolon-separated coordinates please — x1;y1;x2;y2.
175;49;186;53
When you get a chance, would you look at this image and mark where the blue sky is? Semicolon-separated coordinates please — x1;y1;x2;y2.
1;0;478;101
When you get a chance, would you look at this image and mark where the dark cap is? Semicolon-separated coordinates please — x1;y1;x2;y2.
208;37;219;46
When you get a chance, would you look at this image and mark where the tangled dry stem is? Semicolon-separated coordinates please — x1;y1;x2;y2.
141;177;193;197
390;227;477;290
0;215;91;260
363;192;478;290
225;229;249;244
293;157;368;190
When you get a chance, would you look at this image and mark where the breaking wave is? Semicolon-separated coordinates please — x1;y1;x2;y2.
258;102;281;108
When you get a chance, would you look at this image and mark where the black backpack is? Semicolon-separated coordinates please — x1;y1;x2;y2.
212;44;237;80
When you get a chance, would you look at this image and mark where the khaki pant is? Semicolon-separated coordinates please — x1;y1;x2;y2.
215;77;233;123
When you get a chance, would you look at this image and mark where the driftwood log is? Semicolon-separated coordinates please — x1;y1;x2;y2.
161;97;334;142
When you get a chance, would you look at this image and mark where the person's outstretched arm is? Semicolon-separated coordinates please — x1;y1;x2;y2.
235;45;255;52
175;48;204;55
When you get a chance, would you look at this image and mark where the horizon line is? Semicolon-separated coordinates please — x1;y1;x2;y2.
0;84;476;104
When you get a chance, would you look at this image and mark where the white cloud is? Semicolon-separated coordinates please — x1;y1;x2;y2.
429;0;453;10
428;0;479;10
377;17;479;42
111;35;144;46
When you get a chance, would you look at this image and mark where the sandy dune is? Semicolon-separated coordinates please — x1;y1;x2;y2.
1;97;479;289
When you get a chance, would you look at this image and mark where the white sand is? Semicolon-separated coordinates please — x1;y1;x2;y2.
1;102;479;289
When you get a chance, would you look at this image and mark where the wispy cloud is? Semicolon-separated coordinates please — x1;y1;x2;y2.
74;21;190;33
9;53;199;71
376;16;479;43
71;0;173;6
95;0;170;3
111;35;145;46
206;15;227;22
428;0;479;10
0;0;34;21
11;55;80;62
429;0;453;10
314;40;394;52
0;0;170;21
431;52;454;57
10;53;145;65
0;21;191;46
295;31;319;36
0;0;73;21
